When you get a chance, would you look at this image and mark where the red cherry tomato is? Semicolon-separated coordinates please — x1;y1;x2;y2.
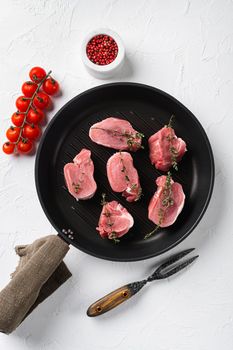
16;96;30;112
27;108;44;124
33;92;50;110
21;81;38;97
42;78;59;95
29;67;46;83
23;124;41;140
11;112;25;127
2;142;15;154
6;126;21;142
17;139;33;153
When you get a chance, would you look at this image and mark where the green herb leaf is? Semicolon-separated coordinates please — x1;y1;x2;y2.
166;114;175;128
144;224;160;239
101;193;107;206
144;172;175;239
72;182;81;193
131;183;137;190
125;175;130;182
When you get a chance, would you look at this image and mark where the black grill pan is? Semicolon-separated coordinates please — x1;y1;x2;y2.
35;83;214;261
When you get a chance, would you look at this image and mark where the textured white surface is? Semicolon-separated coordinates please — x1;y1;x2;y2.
0;0;233;349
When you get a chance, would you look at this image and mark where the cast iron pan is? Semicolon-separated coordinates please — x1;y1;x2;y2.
35;83;214;261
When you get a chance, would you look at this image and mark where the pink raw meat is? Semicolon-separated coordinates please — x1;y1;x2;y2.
148;175;185;227
96;200;134;240
107;152;142;202
64;148;97;200
148;126;186;172
89;117;143;151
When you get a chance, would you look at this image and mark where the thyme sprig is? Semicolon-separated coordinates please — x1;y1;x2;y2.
166;114;175;128
72;182;81;193
144;172;174;239
170;146;178;171
130;183;137;190
108;231;120;244
126;131;145;150
100;193;120;243
119;152;142;201
120;153;130;183
101;192;107;206
91;127;144;150
165;114;179;171
72;171;85;193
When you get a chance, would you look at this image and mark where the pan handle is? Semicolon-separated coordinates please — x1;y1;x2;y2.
58;228;76;245
58;232;71;245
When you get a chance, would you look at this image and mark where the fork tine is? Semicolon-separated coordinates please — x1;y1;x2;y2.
159;255;199;279
156;248;195;274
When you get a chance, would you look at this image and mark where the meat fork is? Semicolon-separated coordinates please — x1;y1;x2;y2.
87;248;198;317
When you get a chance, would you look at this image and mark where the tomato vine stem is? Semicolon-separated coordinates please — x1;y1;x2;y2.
13;70;52;152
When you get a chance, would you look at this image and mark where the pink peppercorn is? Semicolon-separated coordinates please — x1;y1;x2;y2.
86;34;118;65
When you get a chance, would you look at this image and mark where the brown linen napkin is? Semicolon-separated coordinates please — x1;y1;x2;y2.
0;235;71;334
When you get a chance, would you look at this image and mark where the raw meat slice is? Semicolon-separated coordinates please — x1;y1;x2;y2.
148;125;186;172
64;148;97;200
107;151;142;202
96;199;134;241
148;174;185;228
89;117;143;151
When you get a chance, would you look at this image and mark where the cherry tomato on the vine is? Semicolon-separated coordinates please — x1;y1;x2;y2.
2;67;61;156
16;96;30;112
33;92;50;109
29;67;46;83
2;142;15;154
11;112;25;127
23;124;41;140
22;81;38;97
42;78;59;95
27;108;44;124
17;139;33;153
6;126;21;142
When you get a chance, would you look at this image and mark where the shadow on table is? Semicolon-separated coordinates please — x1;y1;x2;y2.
177;148;223;253
115;55;134;80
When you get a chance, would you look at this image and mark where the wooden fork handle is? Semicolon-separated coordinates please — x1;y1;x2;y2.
87;281;146;317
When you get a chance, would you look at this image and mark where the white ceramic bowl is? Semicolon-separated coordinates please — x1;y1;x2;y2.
81;28;125;79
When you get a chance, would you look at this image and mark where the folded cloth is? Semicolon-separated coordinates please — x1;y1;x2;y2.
0;235;71;334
